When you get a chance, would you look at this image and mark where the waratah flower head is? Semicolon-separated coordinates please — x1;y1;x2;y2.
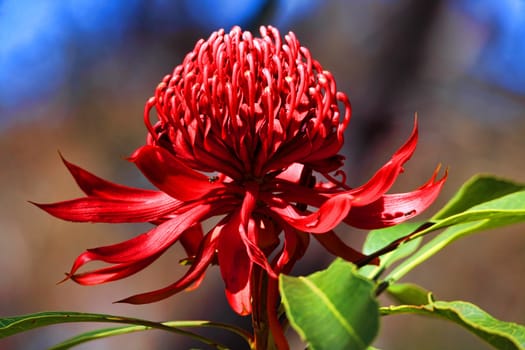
144;25;350;179
35;26;446;319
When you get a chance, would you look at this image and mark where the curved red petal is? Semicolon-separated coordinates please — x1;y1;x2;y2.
239;184;277;278
68;251;163;285
74;204;212;266
272;194;352;234
218;213;253;315
346;167;447;229
272;225;297;274
348;118;419;206
32;193;181;223
117;228;219;304
179;224;204;257
271;224;310;275
60;154;161;199
314;230;377;264
266;179;327;208
131;145;226;201
224;277;252;316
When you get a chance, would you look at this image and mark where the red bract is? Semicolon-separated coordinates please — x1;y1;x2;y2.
36;26;445;322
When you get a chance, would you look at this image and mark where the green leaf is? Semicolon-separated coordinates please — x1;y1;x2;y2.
48;320;251;350
49;324;150;350
386;283;430;306
362;222;423;254
385;176;525;283
359;222;423;279
0;312;145;337
0;312;247;349
280;259;379;350
432;175;525;220
381;295;525;350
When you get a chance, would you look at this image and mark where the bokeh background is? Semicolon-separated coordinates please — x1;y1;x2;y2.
1;0;524;349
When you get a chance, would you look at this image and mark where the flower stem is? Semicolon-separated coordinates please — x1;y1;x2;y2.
251;267;277;350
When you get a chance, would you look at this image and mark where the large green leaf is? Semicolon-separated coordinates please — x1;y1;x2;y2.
381;294;525;350
384;176;525;282
360;176;525;281
0;312;248;349
432;175;525;220
359;177;524;280
280;259;379;350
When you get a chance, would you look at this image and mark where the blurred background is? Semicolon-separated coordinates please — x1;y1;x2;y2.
1;0;524;349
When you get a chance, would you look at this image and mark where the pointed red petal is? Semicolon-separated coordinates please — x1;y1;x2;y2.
271;194;352;234
131;145;226;201
346;167;447;229
349;118;418;206
60;154;161;199
68;251;163;285
238;184;277;278
32;193;181;223
117;227;219;304
68;204;211;273
36;155;183;223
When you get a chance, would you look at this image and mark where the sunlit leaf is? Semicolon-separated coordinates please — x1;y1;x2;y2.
280;259;379;350
385;176;525;282
432;175;525;220
381;295;525;350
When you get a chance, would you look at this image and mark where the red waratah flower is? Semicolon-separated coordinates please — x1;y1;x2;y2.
36;26;445;324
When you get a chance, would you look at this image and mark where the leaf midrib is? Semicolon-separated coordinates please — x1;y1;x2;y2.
299;276;366;349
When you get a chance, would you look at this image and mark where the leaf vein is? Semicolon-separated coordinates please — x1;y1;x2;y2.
299;276;366;349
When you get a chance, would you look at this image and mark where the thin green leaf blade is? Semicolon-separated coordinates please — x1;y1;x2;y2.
381;297;525;350
280;259;379;350
0;312;243;350
48;320;250;350
48;325;145;350
0;312;144;338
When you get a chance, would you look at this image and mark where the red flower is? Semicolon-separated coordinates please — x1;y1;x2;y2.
36;26;445;319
